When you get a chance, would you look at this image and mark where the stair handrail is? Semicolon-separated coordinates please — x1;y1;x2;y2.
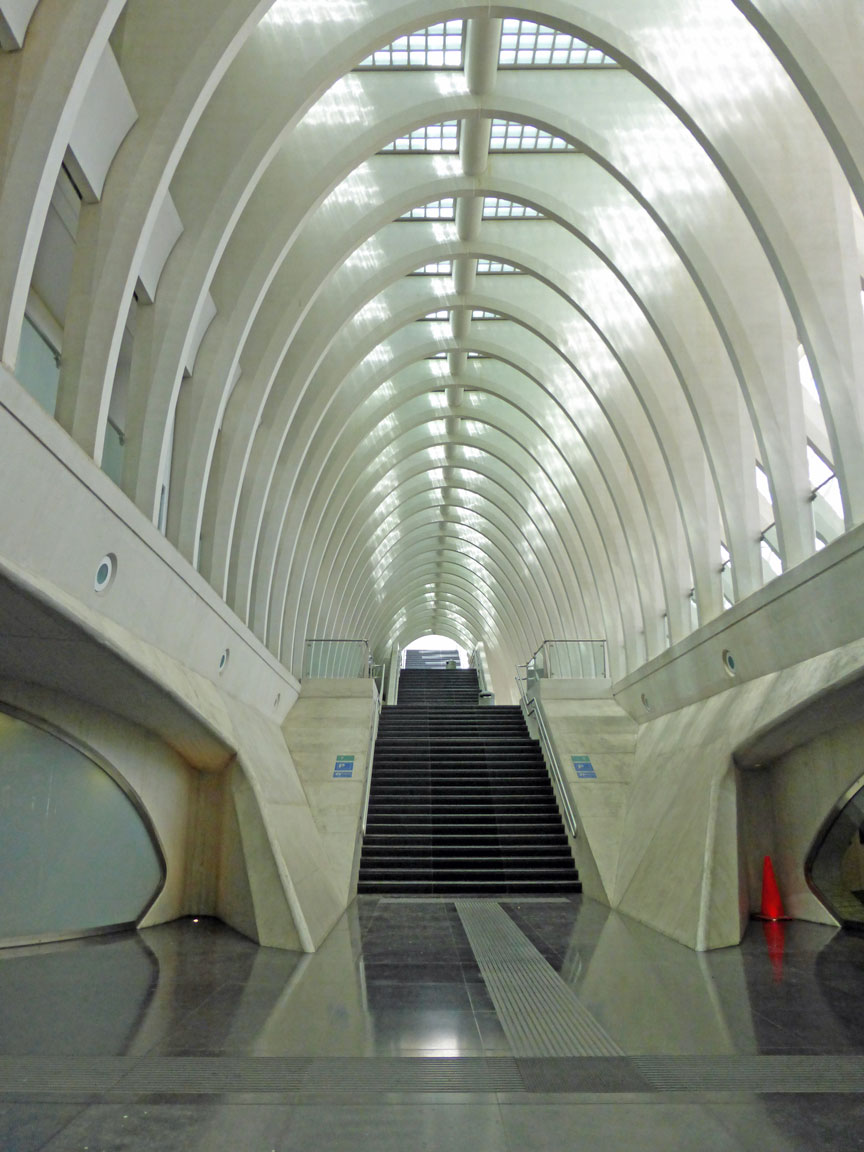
516;666;578;839
361;678;383;836
470;646;489;694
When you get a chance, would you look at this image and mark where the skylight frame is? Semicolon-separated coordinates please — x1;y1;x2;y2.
357;20;465;69
482;197;543;219
476;259;523;275
488;119;576;153
498;19;617;68
398;198;456;221
380;121;460;154
410;260;453;276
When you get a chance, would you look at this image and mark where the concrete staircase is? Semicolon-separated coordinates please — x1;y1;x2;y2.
358;668;581;895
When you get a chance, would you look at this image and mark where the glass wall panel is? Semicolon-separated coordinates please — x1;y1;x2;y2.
0;711;164;946
14;317;59;415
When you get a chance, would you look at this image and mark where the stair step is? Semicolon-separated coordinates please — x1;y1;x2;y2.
359;866;582;875
359;672;579;895
361;852;574;862
357;879;582;894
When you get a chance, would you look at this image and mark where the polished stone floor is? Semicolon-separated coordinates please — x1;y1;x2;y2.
2;897;864;1150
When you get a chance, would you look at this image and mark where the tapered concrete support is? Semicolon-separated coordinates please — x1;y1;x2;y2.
453;257;476;296
450;306;471;343
456;194;484;242
448;349;468;377
464;16;502;96
459;114;491;178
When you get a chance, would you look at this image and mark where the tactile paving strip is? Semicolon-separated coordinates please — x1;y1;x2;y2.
633;1054;864;1093
455;899;623;1057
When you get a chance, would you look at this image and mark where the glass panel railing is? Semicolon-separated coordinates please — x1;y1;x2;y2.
525;639;607;684
515;665;577;837
15;316;59;415
304;639;370;679
102;420;126;486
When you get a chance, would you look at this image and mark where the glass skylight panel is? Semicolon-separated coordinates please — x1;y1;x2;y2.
806;444;833;489
467;351;489;358
760;535;783;577
720;543;733;605
807;444;844;523
798;344;820;402
420;310;450;320
482;197;542;219
476;259;522;274
358;21;464;68
410;260;452;275
499;19;616;67
472;309;504;319
755;462;772;504
399;198;455;220
488;120;574;152
427;351;448;359
381;122;459;153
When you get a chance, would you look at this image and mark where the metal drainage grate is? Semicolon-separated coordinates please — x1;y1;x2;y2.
0;1056;132;1094
634;1054;864;1093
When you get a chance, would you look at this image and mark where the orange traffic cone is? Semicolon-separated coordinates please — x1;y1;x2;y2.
754;855;790;921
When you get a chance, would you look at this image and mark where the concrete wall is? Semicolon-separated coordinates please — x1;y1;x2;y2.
535;681;637;907
282;679;378;907
0;364;361;953
615;523;864;723
537;633;864;950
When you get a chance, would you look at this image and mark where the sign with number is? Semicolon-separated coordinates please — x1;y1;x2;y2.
333;754;355;779
571;755;596;779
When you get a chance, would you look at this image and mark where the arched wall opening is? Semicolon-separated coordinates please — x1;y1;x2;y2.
401;632;470;669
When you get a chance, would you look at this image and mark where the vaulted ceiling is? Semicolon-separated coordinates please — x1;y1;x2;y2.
2;0;863;682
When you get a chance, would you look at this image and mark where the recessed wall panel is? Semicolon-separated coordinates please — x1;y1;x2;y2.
0;711;164;946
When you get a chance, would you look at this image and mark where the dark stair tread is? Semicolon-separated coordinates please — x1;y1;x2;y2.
359;669;579;896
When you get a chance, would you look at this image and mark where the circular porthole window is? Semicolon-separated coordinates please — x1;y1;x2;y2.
94;553;116;594
722;648;737;678
218;648;230;675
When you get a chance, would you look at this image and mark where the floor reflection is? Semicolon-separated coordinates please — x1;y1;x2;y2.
0;898;862;1063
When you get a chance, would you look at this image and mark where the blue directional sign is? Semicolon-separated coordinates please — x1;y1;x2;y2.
333;754;355;779
571;755;596;780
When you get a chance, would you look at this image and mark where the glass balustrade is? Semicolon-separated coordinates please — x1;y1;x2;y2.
524;639;607;690
304;639;371;679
